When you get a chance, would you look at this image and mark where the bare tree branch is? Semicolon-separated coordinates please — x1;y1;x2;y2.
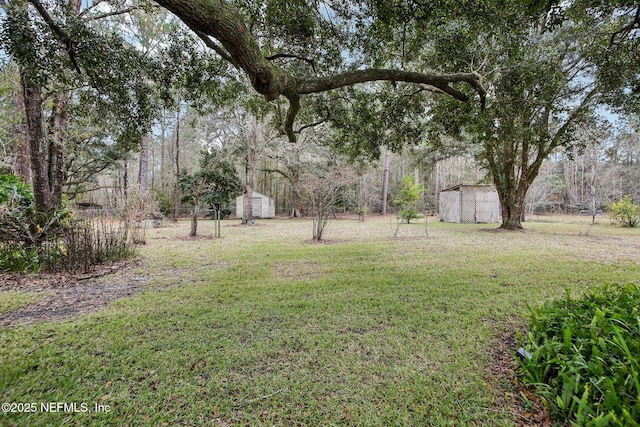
185;23;239;69
261;168;291;181
78;0;107;18
86;6;140;21
266;53;316;73
295;114;330;135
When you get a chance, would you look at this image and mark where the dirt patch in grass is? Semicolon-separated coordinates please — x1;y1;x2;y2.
176;234;216;241
272;260;332;282
302;238;346;245
0;261;146;327
480;227;532;234
486;318;554;426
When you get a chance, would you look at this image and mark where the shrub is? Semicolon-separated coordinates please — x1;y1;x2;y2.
0;173;33;209
0;204;138;273
117;186;158;244
608;195;640;228
1;179;140;273
0;243;41;273
518;284;640;426
394;176;423;224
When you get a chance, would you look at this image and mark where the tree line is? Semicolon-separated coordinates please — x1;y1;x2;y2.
0;0;638;230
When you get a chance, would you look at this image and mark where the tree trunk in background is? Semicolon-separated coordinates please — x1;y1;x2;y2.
21;70;54;211
242;121;256;224
123;159;129;199
589;147;598;224
48;92;67;209
173;109;181;221
381;146;390;215
160;118;167;192
289;167;301;217
139;134;149;191
13;84;31;183
16;134;31;184
434;161;440;214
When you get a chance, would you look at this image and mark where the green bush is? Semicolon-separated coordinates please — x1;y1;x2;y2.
518;284;640;426
0;244;41;273
608;195;640;228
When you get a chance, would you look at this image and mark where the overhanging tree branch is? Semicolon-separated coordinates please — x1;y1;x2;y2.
296;69;484;101
185;23;239;69
27;0;81;72
152;0;487;142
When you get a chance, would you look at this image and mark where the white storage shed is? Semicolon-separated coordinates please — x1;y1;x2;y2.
439;184;501;224
235;192;275;219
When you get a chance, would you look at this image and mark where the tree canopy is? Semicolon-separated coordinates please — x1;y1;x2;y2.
151;0;487;141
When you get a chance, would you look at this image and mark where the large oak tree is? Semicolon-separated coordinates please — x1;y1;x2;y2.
369;0;638;229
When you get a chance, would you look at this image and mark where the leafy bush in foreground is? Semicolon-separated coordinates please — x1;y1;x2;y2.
0;207;137;273
1;173;139;273
518;284;640;426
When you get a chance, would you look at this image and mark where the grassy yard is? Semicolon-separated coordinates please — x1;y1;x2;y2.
1;215;639;426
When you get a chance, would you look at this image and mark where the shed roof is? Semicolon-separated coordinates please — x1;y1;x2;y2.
235;191;273;200
440;184;495;192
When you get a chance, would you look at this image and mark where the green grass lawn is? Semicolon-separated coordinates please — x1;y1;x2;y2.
1;216;639;426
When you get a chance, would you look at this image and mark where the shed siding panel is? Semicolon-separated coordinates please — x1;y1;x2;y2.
439;185;501;223
460;188;477;223
475;190;501;223
439;191;461;223
252;197;262;217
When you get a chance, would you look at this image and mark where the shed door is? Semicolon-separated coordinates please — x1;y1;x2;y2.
252;197;262;217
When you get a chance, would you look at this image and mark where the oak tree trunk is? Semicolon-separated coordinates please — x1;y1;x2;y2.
20;70;54;211
48;92;67;209
498;198;525;230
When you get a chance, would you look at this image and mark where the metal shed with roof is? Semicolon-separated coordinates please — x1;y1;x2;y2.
235;191;275;219
438;184;501;224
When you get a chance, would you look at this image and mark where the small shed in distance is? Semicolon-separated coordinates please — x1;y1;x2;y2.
438;184;501;224
235;192;275;219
